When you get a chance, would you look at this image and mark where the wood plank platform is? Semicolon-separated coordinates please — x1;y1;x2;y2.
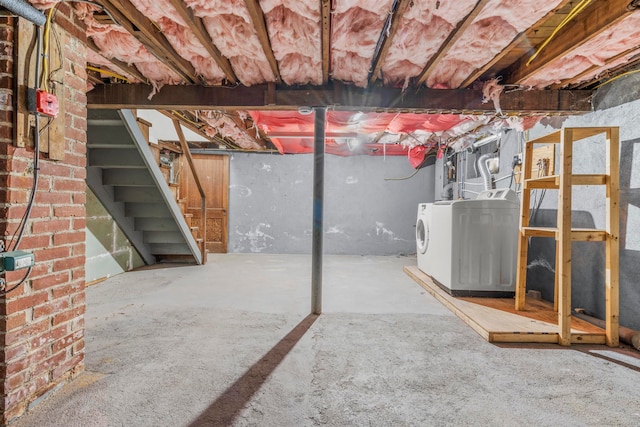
404;265;605;345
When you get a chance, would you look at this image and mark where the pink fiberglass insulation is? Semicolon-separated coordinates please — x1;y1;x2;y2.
574;48;640;87
260;1;322;85
128;0;226;84
427;0;565;89
380;0;476;87
521;13;640;88
184;0;275;85
199;111;263;150
75;5;182;86
29;0;59;9
331;0;394;87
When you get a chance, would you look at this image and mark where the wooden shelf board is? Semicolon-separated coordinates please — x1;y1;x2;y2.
404;265;605;344
571;229;607;241
524;175;559;189
569;127;613;141
573;174;607;185
526;130;561;145
525;127;613;147
522;227;607;242
523;227;557;238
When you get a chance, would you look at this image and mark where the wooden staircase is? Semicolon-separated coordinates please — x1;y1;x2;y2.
86;109;204;265
515;127;619;346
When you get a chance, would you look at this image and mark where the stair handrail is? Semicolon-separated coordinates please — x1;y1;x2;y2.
173;119;207;263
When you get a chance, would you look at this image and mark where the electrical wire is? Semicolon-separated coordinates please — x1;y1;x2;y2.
384;154;436;181
47;20;64;85
384;168;420;181
2;25;44;294
526;0;592;66
10;26;42;252
0;267;33;296
86;65;130;82
529;165;547;224
593;69;640;89
41;6;56;91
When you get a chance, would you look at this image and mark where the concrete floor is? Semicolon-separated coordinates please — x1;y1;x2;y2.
12;254;640;427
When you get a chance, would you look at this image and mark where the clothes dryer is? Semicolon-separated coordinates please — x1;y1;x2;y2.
421;189;519;297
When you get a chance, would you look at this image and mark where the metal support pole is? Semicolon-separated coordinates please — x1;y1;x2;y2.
311;107;326;315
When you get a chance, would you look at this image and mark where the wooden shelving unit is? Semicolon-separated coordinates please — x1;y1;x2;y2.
515;127;620;347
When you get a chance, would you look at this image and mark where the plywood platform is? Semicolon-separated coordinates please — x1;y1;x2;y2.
404;265;605;345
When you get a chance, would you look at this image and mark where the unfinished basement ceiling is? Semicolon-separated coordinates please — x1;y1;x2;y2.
30;0;640;156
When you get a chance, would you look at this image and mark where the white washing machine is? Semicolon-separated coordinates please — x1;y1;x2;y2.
416;203;432;274
417;189;519;297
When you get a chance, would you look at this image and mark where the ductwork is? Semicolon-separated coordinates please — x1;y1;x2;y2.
477;152;499;191
0;0;46;26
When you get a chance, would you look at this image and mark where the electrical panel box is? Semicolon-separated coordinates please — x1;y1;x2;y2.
1;251;35;272
35;89;59;117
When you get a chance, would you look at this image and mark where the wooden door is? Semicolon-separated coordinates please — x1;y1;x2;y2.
181;154;229;253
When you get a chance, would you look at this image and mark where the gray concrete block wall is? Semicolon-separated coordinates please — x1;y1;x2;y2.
85;188;145;282
228;152;434;255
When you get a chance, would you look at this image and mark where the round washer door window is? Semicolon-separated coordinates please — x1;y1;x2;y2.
416;218;429;254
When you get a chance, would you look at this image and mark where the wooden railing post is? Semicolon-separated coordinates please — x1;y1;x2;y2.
173;119;207;264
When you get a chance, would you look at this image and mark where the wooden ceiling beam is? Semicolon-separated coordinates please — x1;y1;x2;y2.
87;82;593;114
368;0;411;85
87;39;150;84
166;0;238;84
504;0;640;84
97;0;200;83
321;0;331;84
414;0;491;86
243;0;282;83
459;0;573;88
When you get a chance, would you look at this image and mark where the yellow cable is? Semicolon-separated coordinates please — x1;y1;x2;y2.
171;110;200;127
86;65;131;82
41;7;56;91
594;69;640;89
526;0;592;66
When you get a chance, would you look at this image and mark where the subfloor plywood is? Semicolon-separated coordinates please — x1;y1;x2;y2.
404;265;605;345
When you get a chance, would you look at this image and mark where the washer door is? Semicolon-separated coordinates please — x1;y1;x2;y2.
416;217;429;254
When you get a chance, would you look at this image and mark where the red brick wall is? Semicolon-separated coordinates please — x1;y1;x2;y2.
0;6;87;423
